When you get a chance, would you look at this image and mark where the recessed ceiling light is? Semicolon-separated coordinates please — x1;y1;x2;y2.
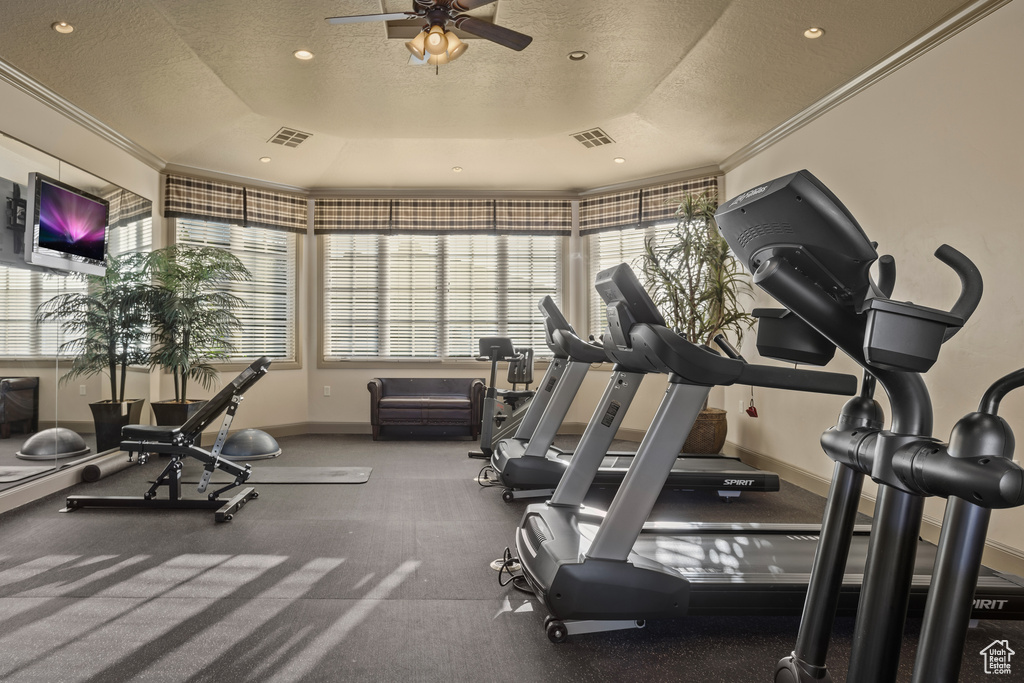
52;21;74;34
260;157;272;163
614;157;625;164
567;51;588;62
294;49;314;60
452;166;463;173
804;27;825;39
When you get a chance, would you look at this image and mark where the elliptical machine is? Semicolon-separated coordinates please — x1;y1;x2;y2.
715;169;1024;683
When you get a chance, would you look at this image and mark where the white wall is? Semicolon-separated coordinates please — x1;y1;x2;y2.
723;0;1024;559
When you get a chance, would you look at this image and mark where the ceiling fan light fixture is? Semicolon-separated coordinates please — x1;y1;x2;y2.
427;51;451;66
425;24;448;55
406;30;427;59
445;32;467;61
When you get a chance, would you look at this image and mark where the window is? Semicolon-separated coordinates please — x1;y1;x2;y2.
322;233;562;360
587;222;673;338
582;176;720;339
175;218;297;363
0;209;151;359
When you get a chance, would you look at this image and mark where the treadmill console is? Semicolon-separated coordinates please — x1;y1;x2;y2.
594;263;665;349
539;295;574;343
715;170;878;309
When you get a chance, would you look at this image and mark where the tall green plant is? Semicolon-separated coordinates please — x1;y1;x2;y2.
641;191;755;347
148;245;250;403
36;252;154;403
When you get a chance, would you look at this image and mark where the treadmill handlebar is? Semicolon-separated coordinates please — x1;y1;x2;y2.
873;254;897;299
551;328;608;364
934;244;983;342
738;363;858;396
629;324;857;395
713;334;744;360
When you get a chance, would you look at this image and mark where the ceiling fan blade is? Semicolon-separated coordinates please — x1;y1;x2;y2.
451;0;499;11
454;16;532;51
325;12;417;25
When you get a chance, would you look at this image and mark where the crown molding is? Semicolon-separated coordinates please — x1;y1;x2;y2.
578;165;723;197
0;56;166;172
161;163;310;195
306;187;579;200
720;0;1013;173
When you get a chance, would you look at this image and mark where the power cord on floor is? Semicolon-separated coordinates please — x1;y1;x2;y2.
498;546;532;593
477;464;502;487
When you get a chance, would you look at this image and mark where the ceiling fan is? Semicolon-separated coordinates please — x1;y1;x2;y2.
326;0;533;63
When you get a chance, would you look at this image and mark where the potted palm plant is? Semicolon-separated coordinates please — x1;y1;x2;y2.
640;190;755;453
36;251;154;452
147;244;250;426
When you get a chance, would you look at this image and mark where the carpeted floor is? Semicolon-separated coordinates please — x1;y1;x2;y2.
0;433;1021;682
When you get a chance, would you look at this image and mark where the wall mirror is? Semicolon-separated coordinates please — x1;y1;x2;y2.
0;131;153;491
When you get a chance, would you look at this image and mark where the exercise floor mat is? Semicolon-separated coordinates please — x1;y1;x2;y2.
181;466;372;484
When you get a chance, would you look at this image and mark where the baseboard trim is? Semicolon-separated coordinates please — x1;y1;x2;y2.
724;441;1024;577
39;420;94;433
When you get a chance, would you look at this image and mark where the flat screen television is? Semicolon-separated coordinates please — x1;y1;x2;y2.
23;172;109;276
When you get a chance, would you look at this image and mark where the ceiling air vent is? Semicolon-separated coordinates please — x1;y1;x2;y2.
268;127;312;148
572;128;615;148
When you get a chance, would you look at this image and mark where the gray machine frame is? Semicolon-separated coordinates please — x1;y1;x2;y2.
491;295;780;502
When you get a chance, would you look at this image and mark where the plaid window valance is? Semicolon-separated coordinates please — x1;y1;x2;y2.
579;189;641;235
495;200;571;235
314;198;391;233
579;175;720;235
640;176;719;227
164;175;245;224
314;198;572;235
164;174;308;233
245;187;308;233
392;199;493;233
102;188;153;229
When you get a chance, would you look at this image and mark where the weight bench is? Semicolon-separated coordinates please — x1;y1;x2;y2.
63;356;272;523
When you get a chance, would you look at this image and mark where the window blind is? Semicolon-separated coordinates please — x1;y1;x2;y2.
587;226;655;339
0;208;151;359
322;233;561;361
586;175;719;337
175;218;297;362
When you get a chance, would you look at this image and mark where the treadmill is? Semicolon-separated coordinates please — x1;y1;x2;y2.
490;295;780;501
513;262;1024;644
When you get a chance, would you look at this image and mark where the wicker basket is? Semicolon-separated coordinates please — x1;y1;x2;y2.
682;408;728;454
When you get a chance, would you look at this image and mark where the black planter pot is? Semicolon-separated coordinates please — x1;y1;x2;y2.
150;400;207;427
89;399;145;453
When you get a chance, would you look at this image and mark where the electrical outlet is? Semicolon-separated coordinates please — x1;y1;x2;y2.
323;385;331;397
80;385;87;396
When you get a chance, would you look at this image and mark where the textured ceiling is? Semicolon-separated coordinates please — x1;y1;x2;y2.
0;0;971;192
